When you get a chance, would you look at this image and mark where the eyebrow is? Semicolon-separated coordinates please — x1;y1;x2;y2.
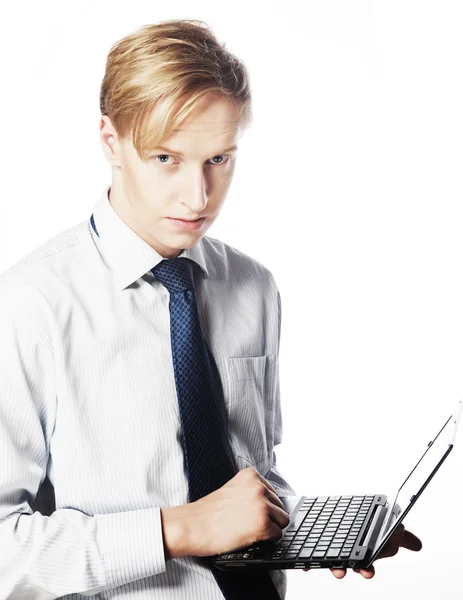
152;144;238;157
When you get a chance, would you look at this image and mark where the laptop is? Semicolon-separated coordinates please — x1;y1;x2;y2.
212;398;462;572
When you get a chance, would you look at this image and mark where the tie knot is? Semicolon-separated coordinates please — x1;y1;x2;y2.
151;257;194;294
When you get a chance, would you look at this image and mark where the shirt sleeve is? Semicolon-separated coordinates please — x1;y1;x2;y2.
263;282;298;497
0;282;167;599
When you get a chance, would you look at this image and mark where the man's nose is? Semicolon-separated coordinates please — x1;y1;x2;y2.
184;175;208;212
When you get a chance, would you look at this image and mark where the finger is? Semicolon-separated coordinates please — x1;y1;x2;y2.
331;568;347;578
376;525;405;559
354;566;375;578
376;526;423;560
401;529;423;552
252;470;286;511
268;502;291;530
266;517;288;543
360;566;375;578
264;486;287;512
253;469;280;496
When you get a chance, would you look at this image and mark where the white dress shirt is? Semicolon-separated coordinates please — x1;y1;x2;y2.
0;185;296;599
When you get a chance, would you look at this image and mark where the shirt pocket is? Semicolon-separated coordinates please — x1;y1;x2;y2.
226;354;276;476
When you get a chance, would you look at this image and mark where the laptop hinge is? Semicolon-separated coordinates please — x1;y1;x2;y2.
358;499;388;551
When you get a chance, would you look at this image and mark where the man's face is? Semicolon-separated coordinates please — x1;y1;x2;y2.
100;91;243;258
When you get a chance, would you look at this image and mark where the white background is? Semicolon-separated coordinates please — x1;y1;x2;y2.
1;1;462;598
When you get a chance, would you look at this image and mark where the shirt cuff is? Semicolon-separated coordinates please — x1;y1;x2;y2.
95;506;167;589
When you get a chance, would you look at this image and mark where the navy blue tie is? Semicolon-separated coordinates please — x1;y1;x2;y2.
151;257;282;600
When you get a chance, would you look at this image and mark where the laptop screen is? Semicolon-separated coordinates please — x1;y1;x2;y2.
368;398;462;565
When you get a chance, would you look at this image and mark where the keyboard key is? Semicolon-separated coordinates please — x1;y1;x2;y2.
299;548;314;558
326;548;341;558
292;510;309;528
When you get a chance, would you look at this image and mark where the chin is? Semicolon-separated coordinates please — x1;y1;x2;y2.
183;235;205;247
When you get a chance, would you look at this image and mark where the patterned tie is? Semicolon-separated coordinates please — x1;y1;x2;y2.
152;257;282;600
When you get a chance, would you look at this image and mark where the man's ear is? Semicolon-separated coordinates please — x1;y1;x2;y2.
99;115;121;167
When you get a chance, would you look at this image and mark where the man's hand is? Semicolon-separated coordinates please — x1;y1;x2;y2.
178;467;291;558
303;523;422;578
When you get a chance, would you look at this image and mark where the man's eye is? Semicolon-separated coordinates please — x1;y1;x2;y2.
153;154;229;165
154;154;174;164
208;155;229;165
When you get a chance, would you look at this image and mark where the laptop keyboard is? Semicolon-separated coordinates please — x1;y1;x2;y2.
218;494;374;562
273;495;374;560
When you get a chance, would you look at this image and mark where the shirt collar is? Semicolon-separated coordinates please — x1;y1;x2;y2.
91;185;210;291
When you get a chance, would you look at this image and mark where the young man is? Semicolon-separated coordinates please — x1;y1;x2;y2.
0;19;421;599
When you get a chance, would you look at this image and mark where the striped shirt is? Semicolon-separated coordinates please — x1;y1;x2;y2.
0;185;296;599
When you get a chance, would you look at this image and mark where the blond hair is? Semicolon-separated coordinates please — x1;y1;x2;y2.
99;19;252;160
